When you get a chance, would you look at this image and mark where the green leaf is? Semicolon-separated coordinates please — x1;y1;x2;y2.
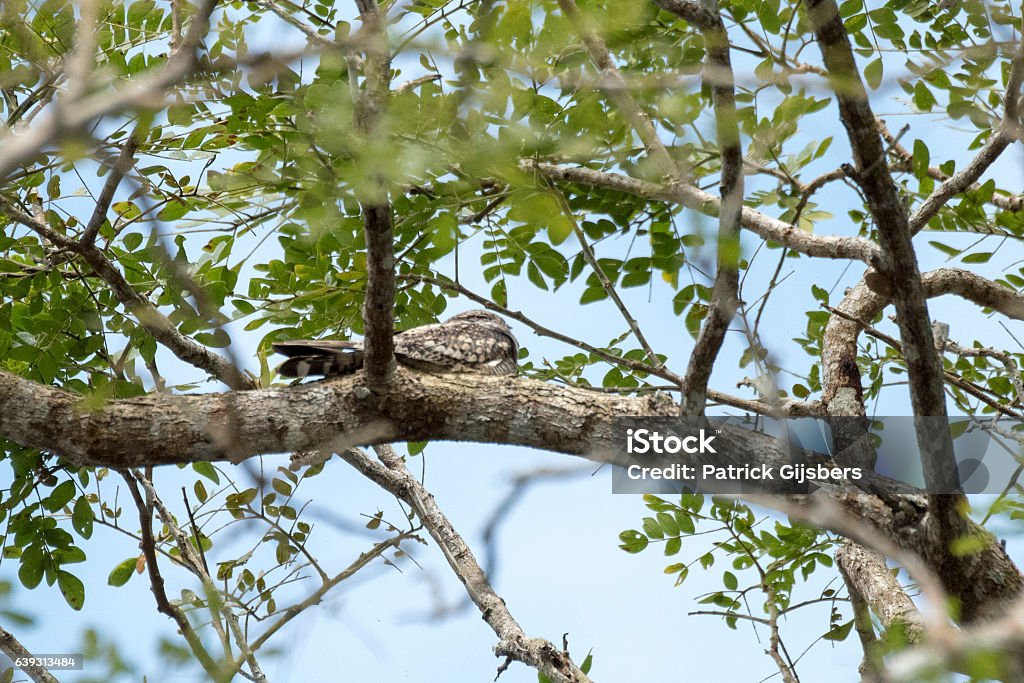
72;496;94;539
157;199;189;222
656;512;679;536
231;488;258;507
579;287;607;305
642;516;664;539
961;252;992;264
580;652;593;674
57;570;85;610
929;241;961;257
823;620;854;642
618;530;649;553
950;420;970;439
674;511;695;534
864;59;883;89
44;480;77;512
491;280;507;307
913;82;935;112
107;558;138;587
18;549;44;590
123;232;143;251
192;461;220;484
911;139;930;179
112;200;141;219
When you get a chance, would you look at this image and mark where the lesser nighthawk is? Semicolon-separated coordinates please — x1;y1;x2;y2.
273;309;519;377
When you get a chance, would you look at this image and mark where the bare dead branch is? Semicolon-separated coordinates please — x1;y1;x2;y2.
549;185;662;367
131;471;267;682
121;470;222;678
245;528;410;653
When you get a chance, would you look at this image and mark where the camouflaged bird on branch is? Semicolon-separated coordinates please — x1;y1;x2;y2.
272;310;519;378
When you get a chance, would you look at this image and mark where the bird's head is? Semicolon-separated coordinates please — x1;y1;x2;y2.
445;309;511;330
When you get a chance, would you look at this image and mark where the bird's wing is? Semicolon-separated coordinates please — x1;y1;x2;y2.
394;321;519;374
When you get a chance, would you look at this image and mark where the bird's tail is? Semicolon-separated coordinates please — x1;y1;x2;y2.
272;340;364;377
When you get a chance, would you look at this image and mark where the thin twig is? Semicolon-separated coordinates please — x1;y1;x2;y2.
548;184;662;367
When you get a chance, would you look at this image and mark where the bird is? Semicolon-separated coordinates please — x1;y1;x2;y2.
272;309;519;378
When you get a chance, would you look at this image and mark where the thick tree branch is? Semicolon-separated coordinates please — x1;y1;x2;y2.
920;268;1024;320
808;0;956;496
836;541;925;645
0;366;1019;621
658;0;743;414
839;547;883;679
0;367;678;467
353;0;396;381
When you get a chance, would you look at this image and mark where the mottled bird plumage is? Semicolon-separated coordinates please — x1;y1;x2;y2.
273;310;519;378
